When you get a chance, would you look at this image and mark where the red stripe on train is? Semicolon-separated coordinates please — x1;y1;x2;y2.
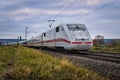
31;38;71;44
31;38;92;45
72;42;82;44
72;42;92;44
85;42;93;44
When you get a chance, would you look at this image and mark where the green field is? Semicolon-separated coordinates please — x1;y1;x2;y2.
0;46;108;80
90;46;120;53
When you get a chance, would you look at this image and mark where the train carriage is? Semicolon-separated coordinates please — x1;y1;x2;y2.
28;23;93;51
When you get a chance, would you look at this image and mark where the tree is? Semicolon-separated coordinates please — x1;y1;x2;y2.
110;39;117;47
0;42;1;45
117;39;120;47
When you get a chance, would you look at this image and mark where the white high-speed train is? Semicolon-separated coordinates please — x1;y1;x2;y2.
27;23;93;51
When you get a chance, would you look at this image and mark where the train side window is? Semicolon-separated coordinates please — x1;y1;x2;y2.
44;33;46;37
56;27;59;32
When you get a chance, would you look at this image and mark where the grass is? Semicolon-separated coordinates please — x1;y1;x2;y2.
0;46;109;80
0;46;16;73
90;46;120;53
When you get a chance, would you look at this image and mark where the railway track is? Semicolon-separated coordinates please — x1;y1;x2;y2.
77;51;120;64
42;48;120;64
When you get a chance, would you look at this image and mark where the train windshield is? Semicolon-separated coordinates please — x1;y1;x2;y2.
67;24;87;31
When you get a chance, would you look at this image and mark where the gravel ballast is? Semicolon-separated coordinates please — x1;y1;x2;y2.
43;50;120;80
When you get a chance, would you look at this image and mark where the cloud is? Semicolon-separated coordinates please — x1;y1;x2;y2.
86;0;102;5
0;0;120;39
0;0;21;8
11;7;90;21
13;8;40;15
50;0;102;7
28;22;48;30
49;0;70;6
0;32;23;39
58;9;90;15
0;0;36;8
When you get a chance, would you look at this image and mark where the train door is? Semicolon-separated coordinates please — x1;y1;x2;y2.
53;27;56;47
54;26;59;47
41;33;43;47
55;26;65;47
49;29;56;47
54;26;67;47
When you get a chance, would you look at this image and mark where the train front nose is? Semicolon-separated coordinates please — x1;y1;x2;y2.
71;42;93;50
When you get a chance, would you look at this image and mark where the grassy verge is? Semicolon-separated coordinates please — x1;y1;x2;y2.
0;46;16;73
0;46;108;80
90;46;120;53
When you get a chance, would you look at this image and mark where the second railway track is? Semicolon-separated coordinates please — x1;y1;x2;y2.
77;51;120;64
42;48;120;64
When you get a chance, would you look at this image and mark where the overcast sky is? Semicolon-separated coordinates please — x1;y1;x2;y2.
0;0;120;39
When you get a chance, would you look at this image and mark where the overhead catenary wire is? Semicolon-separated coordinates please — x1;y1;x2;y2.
50;0;119;21
49;0;78;20
67;0;119;21
78;0;119;19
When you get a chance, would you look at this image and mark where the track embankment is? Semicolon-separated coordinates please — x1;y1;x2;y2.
42;49;120;80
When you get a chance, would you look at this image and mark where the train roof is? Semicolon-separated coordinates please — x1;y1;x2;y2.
32;23;86;40
43;23;86;32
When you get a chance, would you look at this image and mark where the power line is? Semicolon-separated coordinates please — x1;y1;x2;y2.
50;0;78;20
50;0;119;21
77;0;119;19
49;0;74;19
